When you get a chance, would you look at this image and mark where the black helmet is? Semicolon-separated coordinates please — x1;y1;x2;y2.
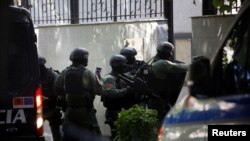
120;47;137;64
69;48;89;65
156;42;174;59
109;55;127;72
120;47;137;58
38;56;46;65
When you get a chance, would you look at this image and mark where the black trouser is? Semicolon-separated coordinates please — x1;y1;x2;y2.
105;109;121;140
62;121;102;141
49;122;61;141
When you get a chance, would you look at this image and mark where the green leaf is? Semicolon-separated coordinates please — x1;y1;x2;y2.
213;0;223;8
114;105;158;141
224;5;232;12
220;4;232;13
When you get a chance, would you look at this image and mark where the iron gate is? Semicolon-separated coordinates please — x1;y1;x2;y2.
21;0;166;25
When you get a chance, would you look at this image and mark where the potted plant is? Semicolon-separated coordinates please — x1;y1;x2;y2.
114;105;158;141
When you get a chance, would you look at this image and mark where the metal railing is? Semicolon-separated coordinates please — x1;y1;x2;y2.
21;0;165;25
20;0;244;25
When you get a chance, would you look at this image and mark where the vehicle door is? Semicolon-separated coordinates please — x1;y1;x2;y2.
0;6;41;138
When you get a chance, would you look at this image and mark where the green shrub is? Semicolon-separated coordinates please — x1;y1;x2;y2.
114;105;158;141
213;0;239;14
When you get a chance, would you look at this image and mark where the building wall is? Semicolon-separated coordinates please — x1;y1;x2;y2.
173;0;202;63
191;15;235;60
36;20;168;74
174;0;202;33
175;38;192;63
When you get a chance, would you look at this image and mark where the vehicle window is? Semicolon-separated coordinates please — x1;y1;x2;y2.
0;22;33;92
221;8;250;94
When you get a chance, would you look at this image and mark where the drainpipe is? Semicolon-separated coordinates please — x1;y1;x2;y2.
164;0;174;57
113;0;117;21
70;0;79;24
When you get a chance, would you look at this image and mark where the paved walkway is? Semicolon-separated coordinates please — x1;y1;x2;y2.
44;86;189;141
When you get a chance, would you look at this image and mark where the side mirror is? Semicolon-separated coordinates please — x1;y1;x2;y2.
188;56;212;98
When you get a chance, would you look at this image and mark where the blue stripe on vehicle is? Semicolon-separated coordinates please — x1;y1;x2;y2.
24;97;34;105
164;95;250;125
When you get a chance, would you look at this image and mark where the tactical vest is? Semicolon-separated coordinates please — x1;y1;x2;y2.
148;60;186;106
64;66;93;108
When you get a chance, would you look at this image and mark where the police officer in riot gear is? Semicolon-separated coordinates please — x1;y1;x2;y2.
154;42;175;61
147;41;189;126
38;56;61;141
101;55;134;139
120;47;137;64
54;48;102;141
119;47;145;74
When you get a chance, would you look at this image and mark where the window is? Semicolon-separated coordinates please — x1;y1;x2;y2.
215;8;250;95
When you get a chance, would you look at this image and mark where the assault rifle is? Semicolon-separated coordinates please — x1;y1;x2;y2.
118;73;161;99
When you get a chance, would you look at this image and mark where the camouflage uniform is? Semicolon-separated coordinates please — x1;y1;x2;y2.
102;72;133;139
54;64;102;141
101;55;133;139
146;42;189;126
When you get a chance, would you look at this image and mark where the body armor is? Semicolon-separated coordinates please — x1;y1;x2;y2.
64;66;93;108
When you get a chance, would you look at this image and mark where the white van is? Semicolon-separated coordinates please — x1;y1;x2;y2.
158;1;250;141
